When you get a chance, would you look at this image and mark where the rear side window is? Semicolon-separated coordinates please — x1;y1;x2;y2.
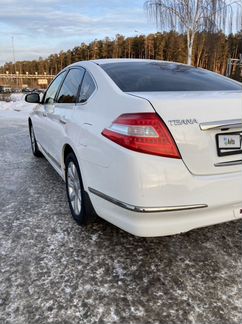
101;62;241;92
79;72;96;103
44;71;66;104
57;68;85;103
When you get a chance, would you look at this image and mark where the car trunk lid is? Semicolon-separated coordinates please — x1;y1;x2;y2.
128;91;242;175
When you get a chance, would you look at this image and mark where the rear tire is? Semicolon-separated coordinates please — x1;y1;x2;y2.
29;124;42;157
65;152;88;225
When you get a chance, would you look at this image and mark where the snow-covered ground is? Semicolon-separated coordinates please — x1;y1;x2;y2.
0;93;35;121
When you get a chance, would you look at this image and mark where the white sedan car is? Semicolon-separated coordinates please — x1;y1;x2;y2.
26;59;242;237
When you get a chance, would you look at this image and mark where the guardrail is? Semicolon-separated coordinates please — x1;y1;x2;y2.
0;74;55;79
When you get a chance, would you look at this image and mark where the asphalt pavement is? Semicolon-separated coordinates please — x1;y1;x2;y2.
0;118;241;324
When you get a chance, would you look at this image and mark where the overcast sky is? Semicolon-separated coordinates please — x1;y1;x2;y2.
0;0;157;65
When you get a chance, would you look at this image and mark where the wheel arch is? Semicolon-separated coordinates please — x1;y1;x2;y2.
63;144;74;165
62;143;86;185
28;117;32;132
62;143;98;222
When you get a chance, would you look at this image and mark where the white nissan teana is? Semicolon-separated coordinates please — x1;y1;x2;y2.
25;59;242;237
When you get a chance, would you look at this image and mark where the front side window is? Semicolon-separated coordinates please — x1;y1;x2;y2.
101;62;241;92
79;72;96;103
57;68;85;103
44;71;66;104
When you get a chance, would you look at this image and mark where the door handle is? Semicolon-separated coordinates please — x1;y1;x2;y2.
59;117;67;125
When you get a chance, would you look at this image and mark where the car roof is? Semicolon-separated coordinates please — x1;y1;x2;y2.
70;58;187;67
92;58;165;64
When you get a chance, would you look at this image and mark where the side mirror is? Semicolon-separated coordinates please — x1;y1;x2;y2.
25;92;40;103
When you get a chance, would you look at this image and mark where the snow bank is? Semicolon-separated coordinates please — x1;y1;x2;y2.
0;95;36;121
10;93;26;102
0;100;34;113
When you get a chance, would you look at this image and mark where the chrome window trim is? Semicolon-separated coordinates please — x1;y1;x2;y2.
42;70;68;105
55;67;85;105
75;68;98;106
88;187;208;213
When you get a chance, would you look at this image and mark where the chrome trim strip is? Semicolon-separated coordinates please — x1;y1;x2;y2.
88;187;208;213
59;118;67;125
214;160;242;167
200;119;242;131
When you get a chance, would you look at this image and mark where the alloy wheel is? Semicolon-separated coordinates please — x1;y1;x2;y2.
67;161;82;215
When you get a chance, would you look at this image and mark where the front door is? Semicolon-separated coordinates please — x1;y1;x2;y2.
38;71;67;157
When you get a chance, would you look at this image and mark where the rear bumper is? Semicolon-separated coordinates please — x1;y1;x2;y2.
89;191;242;236
87;157;242;236
80;139;242;236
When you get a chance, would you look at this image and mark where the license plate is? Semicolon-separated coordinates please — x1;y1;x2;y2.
216;133;242;156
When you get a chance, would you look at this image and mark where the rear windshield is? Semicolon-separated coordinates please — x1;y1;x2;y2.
101;62;241;92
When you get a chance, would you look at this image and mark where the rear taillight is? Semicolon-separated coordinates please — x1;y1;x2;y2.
102;113;181;159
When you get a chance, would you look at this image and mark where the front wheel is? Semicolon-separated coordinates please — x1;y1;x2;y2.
65;152;88;225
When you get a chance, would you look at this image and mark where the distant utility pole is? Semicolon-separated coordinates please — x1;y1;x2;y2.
11;36;16;73
226;54;242;79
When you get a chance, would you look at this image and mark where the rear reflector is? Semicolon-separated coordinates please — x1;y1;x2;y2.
102;113;181;159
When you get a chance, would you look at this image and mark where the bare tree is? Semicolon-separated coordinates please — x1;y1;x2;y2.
145;0;242;65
